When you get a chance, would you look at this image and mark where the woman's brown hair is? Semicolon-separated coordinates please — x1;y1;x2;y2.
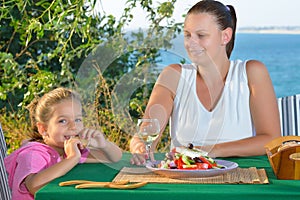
187;0;237;58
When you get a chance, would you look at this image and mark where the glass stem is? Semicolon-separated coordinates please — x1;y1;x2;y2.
145;144;154;162
146;144;151;160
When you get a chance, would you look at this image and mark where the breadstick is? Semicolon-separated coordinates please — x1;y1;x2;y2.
75;180;129;189
59;180;98;186
75;182;110;189
108;182;147;189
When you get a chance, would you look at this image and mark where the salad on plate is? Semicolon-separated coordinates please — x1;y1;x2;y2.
155;144;225;170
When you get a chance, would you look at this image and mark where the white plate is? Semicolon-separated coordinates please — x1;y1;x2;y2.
146;159;238;178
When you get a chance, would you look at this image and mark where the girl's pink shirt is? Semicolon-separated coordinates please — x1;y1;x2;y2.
4;142;89;200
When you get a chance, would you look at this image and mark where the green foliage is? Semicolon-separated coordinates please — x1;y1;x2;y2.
0;110;30;154
0;0;182;152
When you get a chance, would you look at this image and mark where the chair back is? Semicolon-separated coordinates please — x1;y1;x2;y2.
0;123;12;200
277;94;300;136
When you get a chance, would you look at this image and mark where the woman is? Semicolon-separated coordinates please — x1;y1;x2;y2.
130;0;281;165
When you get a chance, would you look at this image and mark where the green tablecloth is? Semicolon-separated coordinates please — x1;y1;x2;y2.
35;153;300;200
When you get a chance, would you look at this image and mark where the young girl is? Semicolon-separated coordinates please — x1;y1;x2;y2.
4;87;122;200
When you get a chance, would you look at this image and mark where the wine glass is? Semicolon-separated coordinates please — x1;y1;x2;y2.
136;118;160;164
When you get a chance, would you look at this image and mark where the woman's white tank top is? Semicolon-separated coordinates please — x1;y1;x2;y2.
170;60;255;148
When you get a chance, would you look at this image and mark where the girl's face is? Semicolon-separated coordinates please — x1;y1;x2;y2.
183;12;225;65
43;99;83;149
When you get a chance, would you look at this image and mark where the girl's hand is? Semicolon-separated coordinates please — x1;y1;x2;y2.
64;138;81;162
78;128;107;149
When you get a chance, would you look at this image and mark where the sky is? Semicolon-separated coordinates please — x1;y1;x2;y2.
99;0;300;29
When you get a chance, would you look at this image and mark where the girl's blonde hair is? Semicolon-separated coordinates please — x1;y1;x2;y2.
27;87;82;141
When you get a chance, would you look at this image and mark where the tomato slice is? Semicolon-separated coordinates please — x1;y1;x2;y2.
182;164;197;170
198;157;216;169
171;148;177;153
196;162;209;170
175;157;184;169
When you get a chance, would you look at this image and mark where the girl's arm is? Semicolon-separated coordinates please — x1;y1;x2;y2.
87;140;123;163
80;128;122;163
25;139;82;195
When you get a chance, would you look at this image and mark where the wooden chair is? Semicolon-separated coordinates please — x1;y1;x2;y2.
0;123;12;200
277;94;300;136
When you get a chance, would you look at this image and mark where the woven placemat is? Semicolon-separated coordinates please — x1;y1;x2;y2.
112;167;269;184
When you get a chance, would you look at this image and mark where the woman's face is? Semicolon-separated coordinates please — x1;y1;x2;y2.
183;12;224;65
43;99;84;149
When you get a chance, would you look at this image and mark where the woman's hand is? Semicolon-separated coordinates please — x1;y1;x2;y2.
130;136;148;165
130;153;148;165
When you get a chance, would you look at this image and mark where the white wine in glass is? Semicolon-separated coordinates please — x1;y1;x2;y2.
136;118;160;163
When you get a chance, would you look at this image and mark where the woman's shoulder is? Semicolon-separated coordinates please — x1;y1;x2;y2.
163;63;182;73
155;64;184;95
161;63;196;75
245;59;266;68
232;59;266;69
243;60;271;87
158;64;182;82
245;59;269;77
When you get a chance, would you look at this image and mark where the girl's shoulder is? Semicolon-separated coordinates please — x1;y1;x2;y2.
7;142;57;159
21;141;51;150
4;142;59;178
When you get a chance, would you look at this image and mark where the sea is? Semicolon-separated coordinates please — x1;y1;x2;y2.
159;33;300;98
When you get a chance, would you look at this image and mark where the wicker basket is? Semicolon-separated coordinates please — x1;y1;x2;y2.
265;136;300;180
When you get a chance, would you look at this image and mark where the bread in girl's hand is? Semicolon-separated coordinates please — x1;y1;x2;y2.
73;136;89;148
80;138;89;148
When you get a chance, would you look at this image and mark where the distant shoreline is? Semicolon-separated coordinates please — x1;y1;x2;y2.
237;26;300;34
128;26;300;35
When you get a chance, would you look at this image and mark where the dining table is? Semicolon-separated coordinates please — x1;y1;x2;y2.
35;153;300;200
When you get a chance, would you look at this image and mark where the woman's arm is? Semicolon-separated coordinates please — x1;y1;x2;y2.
209;60;281;157
130;64;181;165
